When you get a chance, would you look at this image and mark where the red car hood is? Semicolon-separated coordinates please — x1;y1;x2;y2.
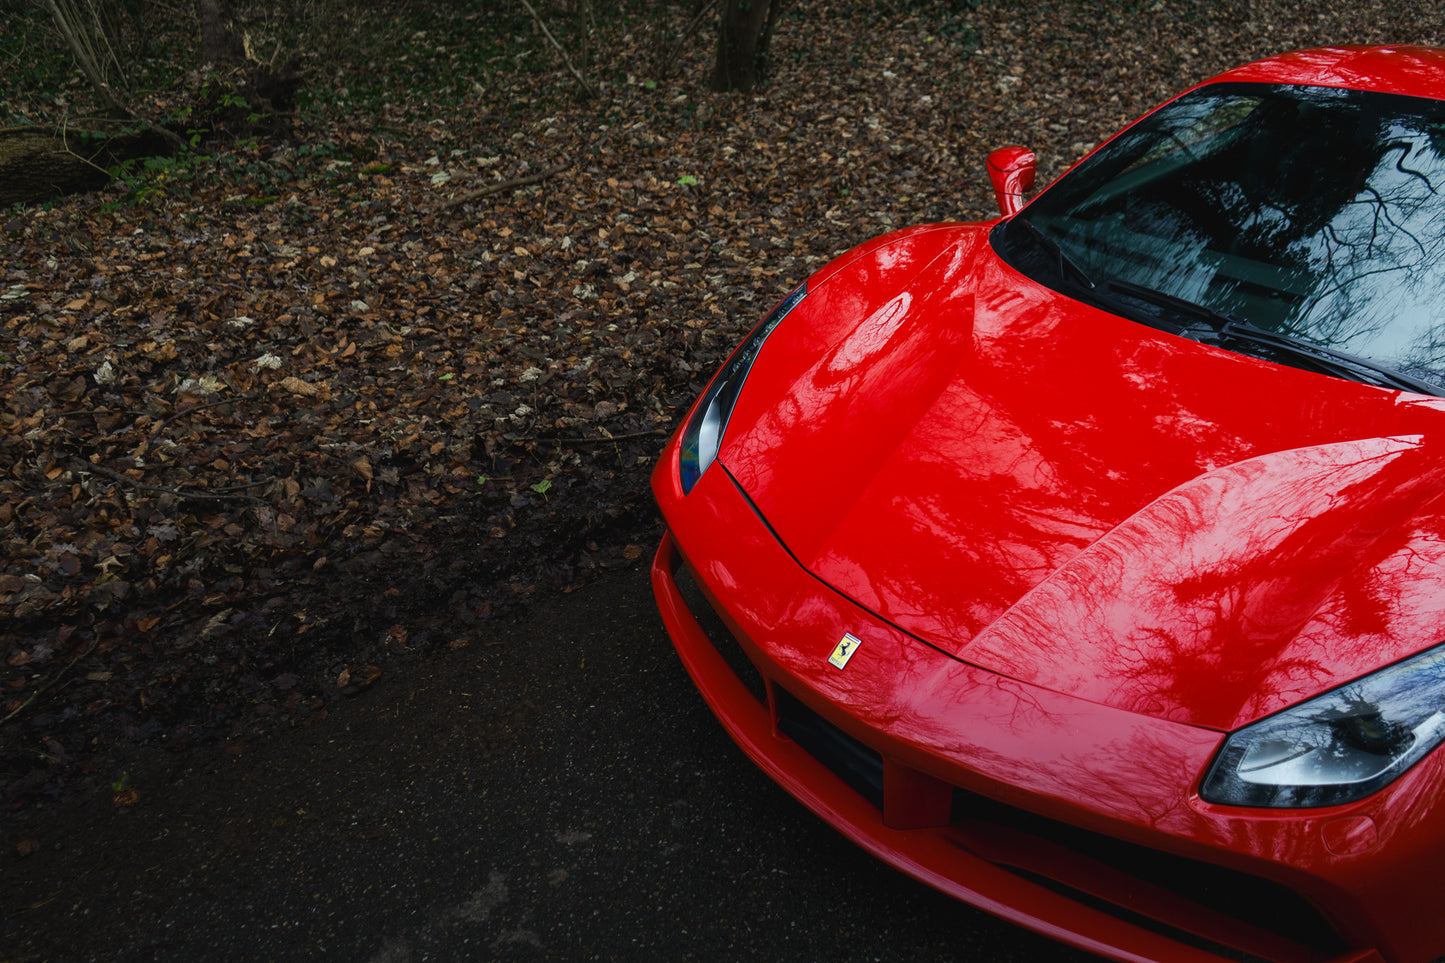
722;226;1445;730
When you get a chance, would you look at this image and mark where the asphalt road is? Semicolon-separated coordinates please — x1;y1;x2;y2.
1;567;1095;962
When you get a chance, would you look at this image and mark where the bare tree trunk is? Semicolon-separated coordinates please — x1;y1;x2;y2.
710;0;784;93
199;0;244;64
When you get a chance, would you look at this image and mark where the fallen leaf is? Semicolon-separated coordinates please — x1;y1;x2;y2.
176;375;227;395
278;376;318;396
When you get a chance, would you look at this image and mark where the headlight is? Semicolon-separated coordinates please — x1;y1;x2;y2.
679;284;807;493
1201;643;1445;808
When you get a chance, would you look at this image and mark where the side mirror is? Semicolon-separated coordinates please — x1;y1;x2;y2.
986;146;1036;217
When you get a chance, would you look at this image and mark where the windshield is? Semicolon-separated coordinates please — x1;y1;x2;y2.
994;82;1445;391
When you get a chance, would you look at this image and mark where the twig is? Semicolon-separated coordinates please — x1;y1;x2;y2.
56;116;114;178
518;0;599;98
441;162;571;211
146;395;249;439
657;0;722;79
555;428;670;443
51;396;242;432
1;640;99;727
40;0;131;116
54;115;186;178
71;460;266;504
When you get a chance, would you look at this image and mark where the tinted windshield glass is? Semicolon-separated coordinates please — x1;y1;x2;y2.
1000;82;1445;388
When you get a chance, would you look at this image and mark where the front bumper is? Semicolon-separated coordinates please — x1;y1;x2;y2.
652;452;1445;963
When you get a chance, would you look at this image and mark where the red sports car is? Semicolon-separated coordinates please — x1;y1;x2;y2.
651;46;1445;963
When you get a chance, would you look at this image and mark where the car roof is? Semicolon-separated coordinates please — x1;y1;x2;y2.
1210;45;1445;100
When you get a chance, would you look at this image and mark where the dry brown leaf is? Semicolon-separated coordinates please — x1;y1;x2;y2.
278;376;319;396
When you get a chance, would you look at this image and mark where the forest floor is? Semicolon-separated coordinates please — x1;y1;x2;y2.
3;0;1441;813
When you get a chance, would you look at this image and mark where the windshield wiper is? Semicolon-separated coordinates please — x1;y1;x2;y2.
1215;320;1444;396
1013;217;1096;290
1102;278;1238;330
1104;278;1444;396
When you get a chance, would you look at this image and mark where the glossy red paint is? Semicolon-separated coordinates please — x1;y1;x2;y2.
721;225;1445;731
652;46;1445;963
1212;45;1445;99
986;146;1037;216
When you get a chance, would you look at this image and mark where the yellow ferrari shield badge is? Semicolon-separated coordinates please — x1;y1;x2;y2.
828;633;861;670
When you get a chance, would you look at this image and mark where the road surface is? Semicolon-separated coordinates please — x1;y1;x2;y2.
1;567;1093;962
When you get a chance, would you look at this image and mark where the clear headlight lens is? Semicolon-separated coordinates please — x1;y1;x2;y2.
1201;643;1445;808
679;284;807;493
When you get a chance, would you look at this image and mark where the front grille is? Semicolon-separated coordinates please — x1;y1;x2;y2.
774;681;1347;963
775;687;884;808
950;788;1346;962
674;562;767;705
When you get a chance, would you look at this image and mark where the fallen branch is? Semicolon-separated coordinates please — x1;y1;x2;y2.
518;0;599;99
441;162;571;210
0;121;183;207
